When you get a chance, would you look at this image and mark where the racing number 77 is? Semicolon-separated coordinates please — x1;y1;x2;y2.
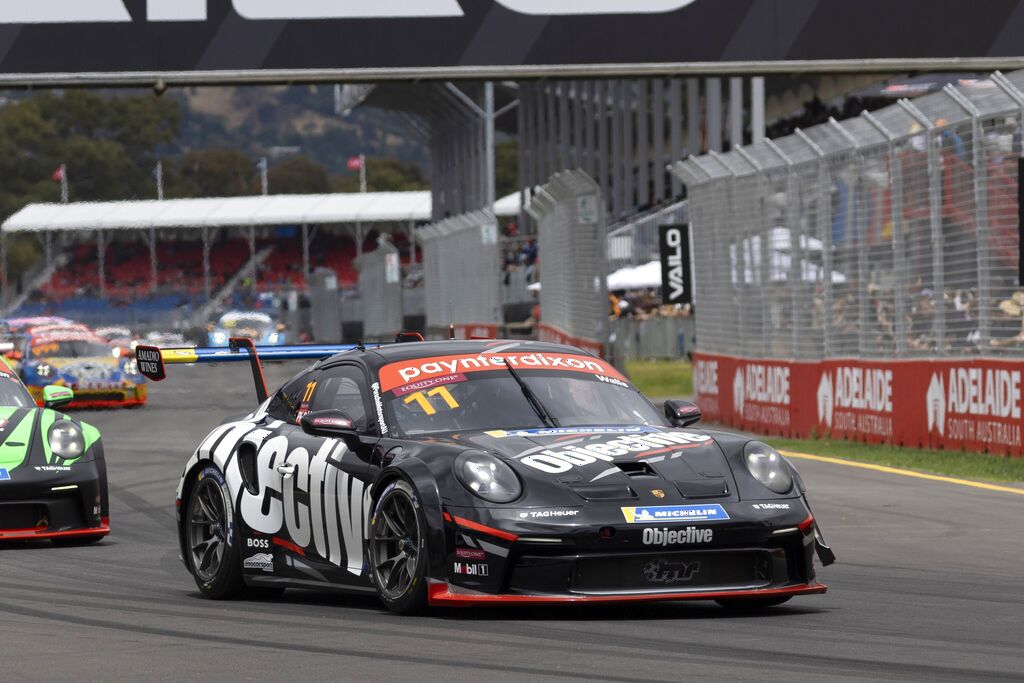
403;386;460;415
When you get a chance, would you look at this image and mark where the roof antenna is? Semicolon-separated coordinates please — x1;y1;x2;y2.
356;339;366;351
448;323;456;340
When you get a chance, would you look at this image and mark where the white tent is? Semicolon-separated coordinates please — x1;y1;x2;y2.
607;261;662;290
1;192;433;233
0;190;524;297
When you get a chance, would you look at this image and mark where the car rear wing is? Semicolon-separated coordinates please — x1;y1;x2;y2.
135;338;381;403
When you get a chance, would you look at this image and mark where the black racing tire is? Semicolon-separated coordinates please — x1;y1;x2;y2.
52;533;106;546
368;479;428;615
715;595;792;610
184;464;245;600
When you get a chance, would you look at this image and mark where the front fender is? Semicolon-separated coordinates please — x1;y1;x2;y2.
373;458;447;582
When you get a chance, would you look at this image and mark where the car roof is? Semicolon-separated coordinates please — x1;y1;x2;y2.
30;331;103;344
220;311;273;323
325;339;598;368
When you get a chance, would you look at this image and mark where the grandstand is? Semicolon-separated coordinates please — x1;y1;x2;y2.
1;191;522;326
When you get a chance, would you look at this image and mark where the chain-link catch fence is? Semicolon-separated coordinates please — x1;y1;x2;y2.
526;170;608;355
673;69;1024;360
356;237;403;340
416;210;501;338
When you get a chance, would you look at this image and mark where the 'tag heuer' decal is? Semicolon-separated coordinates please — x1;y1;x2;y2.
379;352;626;393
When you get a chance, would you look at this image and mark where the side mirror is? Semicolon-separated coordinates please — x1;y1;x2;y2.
664;399;701;427
43;385;74;410
300;409;360;449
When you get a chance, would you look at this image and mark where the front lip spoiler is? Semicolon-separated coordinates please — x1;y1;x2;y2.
0;518;110;541
428;581;827;606
34;398;146;409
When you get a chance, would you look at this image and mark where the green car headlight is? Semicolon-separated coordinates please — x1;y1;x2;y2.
49;420;85;459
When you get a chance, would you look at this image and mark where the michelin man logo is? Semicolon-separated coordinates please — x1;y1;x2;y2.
732;368;745;417
817;372;834;428
926;373;945;435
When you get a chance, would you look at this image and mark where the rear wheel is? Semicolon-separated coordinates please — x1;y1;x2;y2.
715;595;792;610
185;465;244;599
369;480;428;615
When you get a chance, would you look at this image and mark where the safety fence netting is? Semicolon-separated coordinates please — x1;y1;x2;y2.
526;170;607;355
416;210;501;339
675;69;1024;455
356;238;403;340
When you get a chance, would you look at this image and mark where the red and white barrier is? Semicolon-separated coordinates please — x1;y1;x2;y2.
693;352;1023;456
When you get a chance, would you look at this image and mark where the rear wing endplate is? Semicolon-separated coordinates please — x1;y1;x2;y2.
135;339;377;403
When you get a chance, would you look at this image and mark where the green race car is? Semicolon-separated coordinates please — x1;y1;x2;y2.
0;358;109;543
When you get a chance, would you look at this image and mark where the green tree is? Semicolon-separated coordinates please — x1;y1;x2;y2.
495;140;518;199
269;156;330;194
174;148;256;197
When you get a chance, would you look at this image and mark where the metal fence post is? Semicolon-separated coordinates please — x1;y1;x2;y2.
795;128;831;357
733;145;770;357
862;110;908;356
899;98;945;355
690;154;736;354
944;85;991;348
764;138;800;357
828;117;869;355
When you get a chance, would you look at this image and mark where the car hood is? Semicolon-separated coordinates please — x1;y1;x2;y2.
0;406;101;472
452;426;739;502
31;356;121;380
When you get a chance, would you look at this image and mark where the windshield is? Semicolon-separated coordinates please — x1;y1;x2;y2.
31;340;111;359
379;351;664;436
0;374;33;407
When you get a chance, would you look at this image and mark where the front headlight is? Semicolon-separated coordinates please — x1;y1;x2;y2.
122;359;139;376
49;420;85;459
35;363;54;379
743;441;793;494
454;451;522;503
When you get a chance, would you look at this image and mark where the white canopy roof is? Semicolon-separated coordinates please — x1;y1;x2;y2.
1;191;523;233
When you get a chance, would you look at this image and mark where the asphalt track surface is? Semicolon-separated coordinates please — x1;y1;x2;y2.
2;363;1022;682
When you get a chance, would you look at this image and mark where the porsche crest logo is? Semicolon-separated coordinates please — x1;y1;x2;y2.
651;489;666;498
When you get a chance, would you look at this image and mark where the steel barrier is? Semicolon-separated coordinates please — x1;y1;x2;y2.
608;315;695;363
526;170;608;355
356;237;403;340
416;210;501;338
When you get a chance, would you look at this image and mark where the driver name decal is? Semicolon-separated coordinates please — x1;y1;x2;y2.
379;352;625;392
519;431;711;473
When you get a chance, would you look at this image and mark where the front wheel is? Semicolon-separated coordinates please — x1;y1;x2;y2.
369;480;428;615
185;465;244;599
715;595;792;610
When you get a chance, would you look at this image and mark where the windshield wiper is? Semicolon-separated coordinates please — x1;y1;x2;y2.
503;360;559;428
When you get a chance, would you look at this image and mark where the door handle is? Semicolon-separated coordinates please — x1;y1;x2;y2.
276;463;296;479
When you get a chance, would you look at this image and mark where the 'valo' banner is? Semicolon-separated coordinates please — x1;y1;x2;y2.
659;224;692;306
3;1;1024;79
693;351;1024;457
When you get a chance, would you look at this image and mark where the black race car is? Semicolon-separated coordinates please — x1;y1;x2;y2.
140;339;832;613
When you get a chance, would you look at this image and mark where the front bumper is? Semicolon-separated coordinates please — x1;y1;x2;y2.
428;581;826;606
437;502;826;606
29;383;147;408
0;461;109;540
